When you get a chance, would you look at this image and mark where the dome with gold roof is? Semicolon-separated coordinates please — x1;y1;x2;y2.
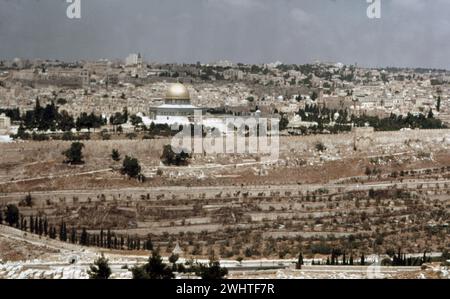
148;83;201;122
165;83;190;101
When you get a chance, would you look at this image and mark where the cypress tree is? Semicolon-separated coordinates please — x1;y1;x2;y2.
100;229;104;247
30;216;34;233
59;223;63;240
63;222;68;241
20;216;24;230
34;217;38;234
80;228;88;246
86;230;90;246
297;252;304;269
145;237;153;251
107;229;112;249
60;221;67;241
23;219;27;232
70;227;76;244
49;226;55;239
44;218;48;236
38;217;43;235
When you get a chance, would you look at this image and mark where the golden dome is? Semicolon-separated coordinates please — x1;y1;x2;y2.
165;83;190;100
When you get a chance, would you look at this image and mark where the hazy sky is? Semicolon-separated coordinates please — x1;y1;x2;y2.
0;0;449;68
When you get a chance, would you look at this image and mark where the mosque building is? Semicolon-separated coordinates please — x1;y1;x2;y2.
142;83;230;134
0;113;12;142
146;83;202;125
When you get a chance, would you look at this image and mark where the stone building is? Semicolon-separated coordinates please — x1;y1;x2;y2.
148;83;202;125
0;113;11;134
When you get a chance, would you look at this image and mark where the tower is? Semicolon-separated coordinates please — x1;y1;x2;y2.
318;81;325;115
137;53;143;69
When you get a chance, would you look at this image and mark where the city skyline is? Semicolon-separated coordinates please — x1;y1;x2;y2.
1;0;450;69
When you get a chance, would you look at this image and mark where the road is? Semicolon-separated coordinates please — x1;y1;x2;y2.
1;177;449;203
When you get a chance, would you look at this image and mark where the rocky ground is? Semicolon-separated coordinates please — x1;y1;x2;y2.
1;131;449;278
1;225;448;279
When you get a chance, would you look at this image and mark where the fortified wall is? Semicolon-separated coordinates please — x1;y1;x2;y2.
0;139;171;166
1;129;449;166
281;129;450;152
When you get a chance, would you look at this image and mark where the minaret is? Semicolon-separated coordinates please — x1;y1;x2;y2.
318;81;324;115
137;53;143;69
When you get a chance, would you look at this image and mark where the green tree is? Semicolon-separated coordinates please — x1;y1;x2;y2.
5;204;19;226
279;116;289;131
130;115;143;127
161;145;191;166
20;193;33;207
111;149;121;161
169;254;179;270
131;266;150;279
195;260;228;280
43;218;48;235
132;251;174;279
88;254;112;279
16;124;29;139
30;216;34;233
62;131;76;141
144;237;153;251
62;142;85;164
106;229;112;248
122;156;141;178
76;112;104;132
59;221;67;242
70;227;76;243
80;228;88;246
38;217;43;235
110;108;128;128
315;142;326;152
297;252;304;269
58;110;75;132
49;226;57;239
